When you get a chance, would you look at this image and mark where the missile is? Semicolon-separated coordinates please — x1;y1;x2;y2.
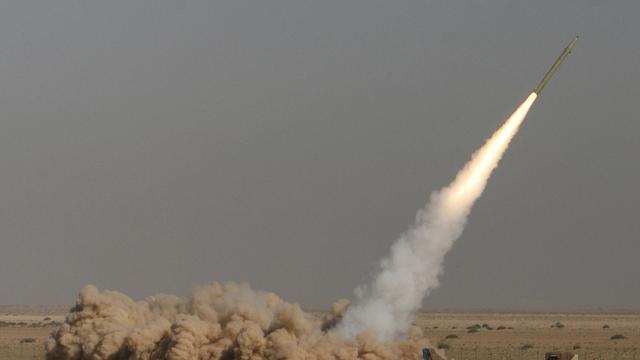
533;36;578;95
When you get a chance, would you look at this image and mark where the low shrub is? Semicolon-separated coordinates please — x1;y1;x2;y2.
610;334;626;340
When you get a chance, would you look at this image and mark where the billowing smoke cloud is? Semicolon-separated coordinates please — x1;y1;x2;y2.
47;282;438;360
335;93;538;340
47;94;537;358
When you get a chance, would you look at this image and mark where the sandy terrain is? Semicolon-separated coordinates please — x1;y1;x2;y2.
416;312;640;360
1;307;638;360
0;306;65;360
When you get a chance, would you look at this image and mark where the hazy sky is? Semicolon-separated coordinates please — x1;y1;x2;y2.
1;0;638;310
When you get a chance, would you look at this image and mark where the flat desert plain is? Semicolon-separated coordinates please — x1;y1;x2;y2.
1;306;638;359
416;312;640;360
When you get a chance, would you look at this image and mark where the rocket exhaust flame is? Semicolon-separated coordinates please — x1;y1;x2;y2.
335;93;538;341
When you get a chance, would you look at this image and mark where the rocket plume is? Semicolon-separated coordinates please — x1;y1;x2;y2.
335;93;538;341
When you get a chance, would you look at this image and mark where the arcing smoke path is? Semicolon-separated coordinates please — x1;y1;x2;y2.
334;93;538;341
336;36;576;340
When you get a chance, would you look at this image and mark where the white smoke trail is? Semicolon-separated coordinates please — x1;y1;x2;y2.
335;93;538;341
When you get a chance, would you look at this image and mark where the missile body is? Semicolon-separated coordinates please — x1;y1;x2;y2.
533;36;578;95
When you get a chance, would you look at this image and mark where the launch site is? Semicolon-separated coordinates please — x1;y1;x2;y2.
1;1;638;360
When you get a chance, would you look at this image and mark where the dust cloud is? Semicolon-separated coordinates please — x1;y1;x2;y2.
46;282;434;360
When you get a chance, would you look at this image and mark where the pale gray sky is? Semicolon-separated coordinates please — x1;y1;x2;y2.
1;0;638;310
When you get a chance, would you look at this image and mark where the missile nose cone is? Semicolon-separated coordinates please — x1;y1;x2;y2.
568;36;579;50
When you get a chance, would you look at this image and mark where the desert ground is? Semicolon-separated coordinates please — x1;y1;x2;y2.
415;312;640;360
0;306;66;360
1;306;638;360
